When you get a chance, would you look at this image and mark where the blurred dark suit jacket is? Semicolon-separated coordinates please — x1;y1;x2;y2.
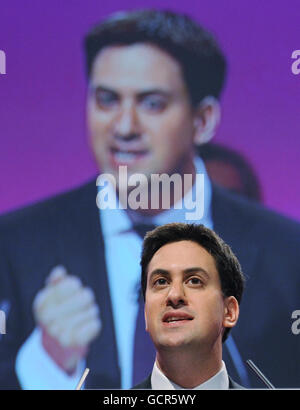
0;179;299;389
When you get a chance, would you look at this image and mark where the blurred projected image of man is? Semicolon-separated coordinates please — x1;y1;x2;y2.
0;10;300;390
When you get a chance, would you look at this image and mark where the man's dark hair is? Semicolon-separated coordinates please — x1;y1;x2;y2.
140;223;245;342
84;9;227;107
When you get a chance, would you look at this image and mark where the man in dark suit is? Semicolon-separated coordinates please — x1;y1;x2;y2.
133;222;244;390
0;10;299;389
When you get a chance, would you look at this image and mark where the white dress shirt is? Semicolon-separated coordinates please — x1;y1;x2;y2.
151;361;229;390
15;157;213;389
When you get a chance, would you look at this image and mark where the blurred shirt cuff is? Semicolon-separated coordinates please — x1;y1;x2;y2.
15;327;85;390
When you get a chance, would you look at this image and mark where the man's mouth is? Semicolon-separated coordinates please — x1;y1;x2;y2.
109;147;149;166
162;312;194;325
165;317;192;323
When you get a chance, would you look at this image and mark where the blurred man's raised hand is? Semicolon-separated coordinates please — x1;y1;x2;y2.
33;266;101;373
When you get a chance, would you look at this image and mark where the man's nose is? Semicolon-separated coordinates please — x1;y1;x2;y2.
166;281;187;308
113;102;141;141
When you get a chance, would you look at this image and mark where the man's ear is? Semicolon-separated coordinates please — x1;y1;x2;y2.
193;96;221;145
223;296;239;329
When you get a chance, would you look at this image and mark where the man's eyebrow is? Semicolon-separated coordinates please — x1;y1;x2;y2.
148;269;170;281
148;267;210;280
89;84;118;94
137;89;172;99
89;84;172;98
90;84;117;94
182;267;210;279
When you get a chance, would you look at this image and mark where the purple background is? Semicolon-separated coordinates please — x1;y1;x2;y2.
1;0;299;220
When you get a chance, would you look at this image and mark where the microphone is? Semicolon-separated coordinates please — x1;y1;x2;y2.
246;360;275;389
75;368;90;390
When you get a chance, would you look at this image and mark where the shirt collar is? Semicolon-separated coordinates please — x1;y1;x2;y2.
99;156;212;237
151;360;229;390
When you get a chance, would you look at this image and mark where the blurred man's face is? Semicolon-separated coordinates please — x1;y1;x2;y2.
144;241;232;354
87;43;196;184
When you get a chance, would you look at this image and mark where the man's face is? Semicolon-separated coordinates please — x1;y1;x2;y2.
87;43;196;183
144;240;231;353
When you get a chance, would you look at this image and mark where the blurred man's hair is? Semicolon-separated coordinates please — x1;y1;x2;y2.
84;9;226;107
140;223;245;342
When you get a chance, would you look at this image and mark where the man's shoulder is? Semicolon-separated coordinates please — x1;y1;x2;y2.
131;376;152;390
0;178;97;232
212;184;300;243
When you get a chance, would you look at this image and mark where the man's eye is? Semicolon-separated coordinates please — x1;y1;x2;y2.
154;278;167;286
188;277;203;286
94;90;118;109
141;95;167;112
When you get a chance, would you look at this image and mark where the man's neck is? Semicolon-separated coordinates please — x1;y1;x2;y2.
155;345;223;389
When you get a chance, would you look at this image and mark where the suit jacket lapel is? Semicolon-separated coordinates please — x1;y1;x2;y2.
229;376;244;389
132;375;152;389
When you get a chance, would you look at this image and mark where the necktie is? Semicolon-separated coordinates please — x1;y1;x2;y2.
132;223;157;386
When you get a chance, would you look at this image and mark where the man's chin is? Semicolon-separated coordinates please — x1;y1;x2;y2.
157;336;191;351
